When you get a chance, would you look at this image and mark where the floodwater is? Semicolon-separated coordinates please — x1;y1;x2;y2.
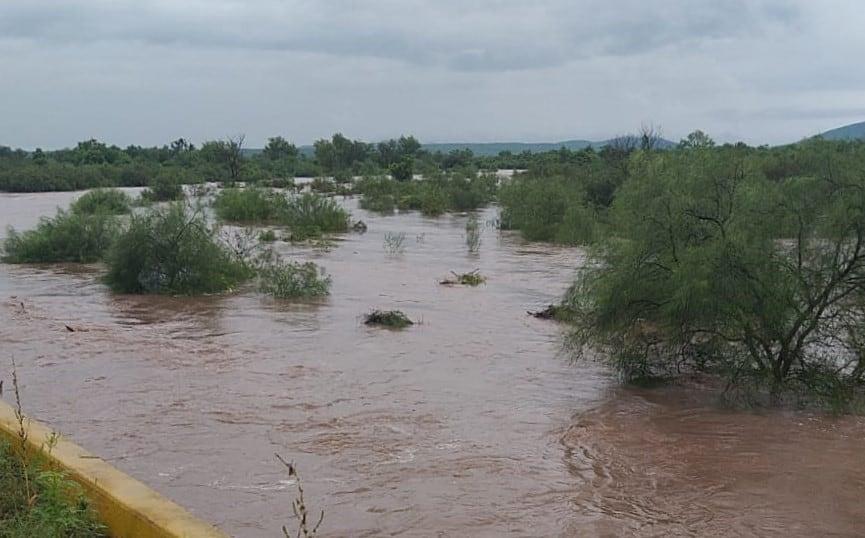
1;190;864;537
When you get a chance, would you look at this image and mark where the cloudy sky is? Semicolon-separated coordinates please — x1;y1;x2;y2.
1;0;863;149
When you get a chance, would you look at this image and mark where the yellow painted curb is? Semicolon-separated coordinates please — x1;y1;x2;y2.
0;400;229;538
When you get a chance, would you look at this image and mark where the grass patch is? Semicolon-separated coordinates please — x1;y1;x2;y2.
2;210;118;263
104;203;252;295
0;363;107;537
363;309;414;328
70;189;132;215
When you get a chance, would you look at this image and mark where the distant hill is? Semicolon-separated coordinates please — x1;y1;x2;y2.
294;136;675;157
818;121;865;141
420;140;595;155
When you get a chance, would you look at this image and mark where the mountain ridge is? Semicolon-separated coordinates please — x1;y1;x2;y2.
818;121;865;141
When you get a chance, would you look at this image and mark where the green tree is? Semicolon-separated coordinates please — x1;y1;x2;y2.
569;147;865;406
263;136;298;161
199;136;245;183
679;130;716;149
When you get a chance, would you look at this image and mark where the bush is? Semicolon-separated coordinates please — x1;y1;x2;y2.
282;193;349;234
309;177;337;193
70;189;132;215
3;210;118;263
259;229;278;242
214;190;349;237
363;309;413;328
140;171;185;202
357;173;496;216
213;187;287;222
104;203;251;294
499;174;598;244
258;260;331;298
440;270;486;286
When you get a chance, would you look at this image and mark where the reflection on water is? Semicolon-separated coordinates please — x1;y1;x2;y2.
1;190;863;537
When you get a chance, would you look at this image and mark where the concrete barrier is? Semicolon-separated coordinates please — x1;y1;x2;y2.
0;400;229;538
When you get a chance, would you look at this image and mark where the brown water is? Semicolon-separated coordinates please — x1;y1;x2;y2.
1;190;864;537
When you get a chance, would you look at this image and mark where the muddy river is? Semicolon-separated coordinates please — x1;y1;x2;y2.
1;190;863;537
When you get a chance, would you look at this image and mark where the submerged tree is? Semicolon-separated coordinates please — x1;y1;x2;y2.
568;144;865;406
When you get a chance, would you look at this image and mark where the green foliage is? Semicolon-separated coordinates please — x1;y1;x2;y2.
213;187;287;222
383;232;406;255
258;259;331;298
70;189;132;215
213;189;349;236
0;441;107;537
388;157;414;181
357;173;497;216
465;215;482;253
199;137;245;183
259;229;278;242
309;177;337;193
3;210;118;263
140;170;186;202
441;270;486;286
568;145;865;404
363;309;414;328
499;174;599;244
104;203;252;295
282;193;350;234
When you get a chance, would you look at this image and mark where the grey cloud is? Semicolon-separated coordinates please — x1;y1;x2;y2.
0;0;861;149
0;0;802;72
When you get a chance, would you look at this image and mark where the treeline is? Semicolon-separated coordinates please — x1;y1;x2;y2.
0;133;482;192
498;132;865;245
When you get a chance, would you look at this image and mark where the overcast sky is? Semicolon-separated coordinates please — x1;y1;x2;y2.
1;0;863;149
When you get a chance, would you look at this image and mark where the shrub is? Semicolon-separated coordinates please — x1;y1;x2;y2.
259;229;278;242
258;260;331;298
264;177;296;189
3;210;118;263
282;193;349;233
440;270;486;286
389;157;414;181
213;187;287;222
357;174;496;216
498;174;598;244
70;188;132;215
104;203;251;294
383;232;406;254
363;309;413;328
309;177;337;193
140;171;185;202
465;215;482;252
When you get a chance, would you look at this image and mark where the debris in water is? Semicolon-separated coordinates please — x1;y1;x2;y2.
528;304;576;321
363;310;414;328
439;270;486;287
